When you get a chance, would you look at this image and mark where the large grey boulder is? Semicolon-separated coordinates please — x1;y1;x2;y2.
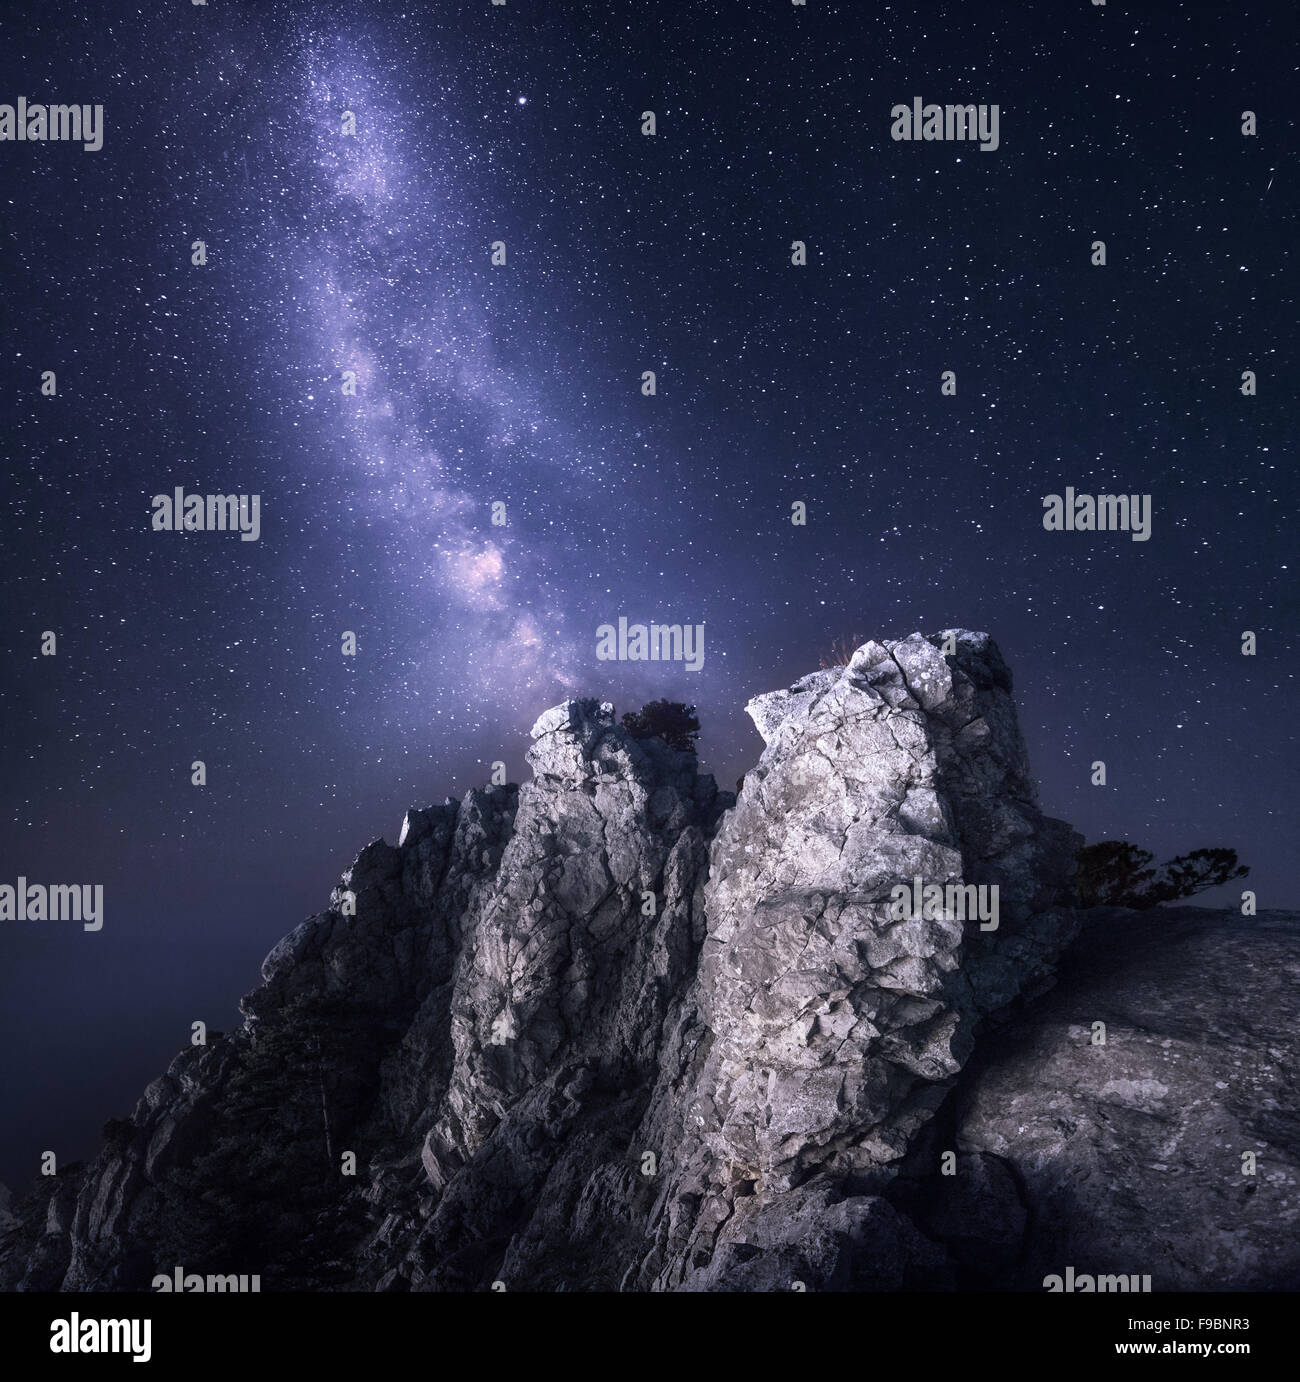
628;630;1081;1287
907;906;1300;1291
389;698;729;1281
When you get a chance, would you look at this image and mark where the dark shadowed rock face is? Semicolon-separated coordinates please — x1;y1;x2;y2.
900;906;1300;1292
1;633;1291;1292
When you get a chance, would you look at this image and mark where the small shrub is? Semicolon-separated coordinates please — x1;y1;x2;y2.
1077;841;1248;909
621;700;700;753
820;633;866;669
102;1118;134;1153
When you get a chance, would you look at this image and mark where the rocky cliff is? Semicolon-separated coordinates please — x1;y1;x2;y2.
3;631;1293;1292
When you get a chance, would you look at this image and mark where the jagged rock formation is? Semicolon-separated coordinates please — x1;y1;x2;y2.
619;632;1081;1290
2;631;1291;1292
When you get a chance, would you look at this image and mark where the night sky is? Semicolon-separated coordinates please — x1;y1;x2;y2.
1;1;1295;1192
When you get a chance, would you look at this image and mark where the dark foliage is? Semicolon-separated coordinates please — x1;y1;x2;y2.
136;994;389;1286
621;700;700;753
102;1118;133;1153
1077;841;1249;909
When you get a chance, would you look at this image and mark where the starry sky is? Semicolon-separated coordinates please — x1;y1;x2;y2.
1;0;1295;1190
